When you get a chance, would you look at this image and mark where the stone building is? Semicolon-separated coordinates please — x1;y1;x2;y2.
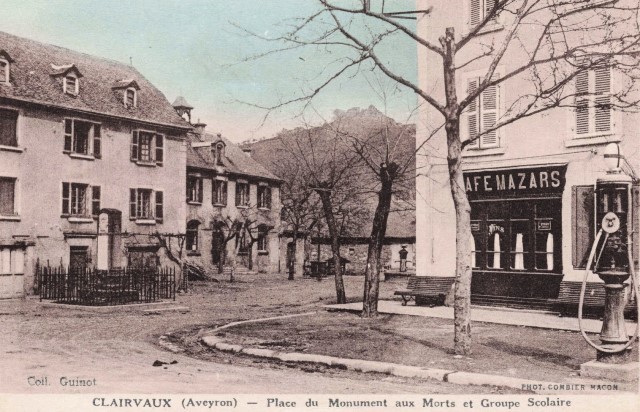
0;31;190;298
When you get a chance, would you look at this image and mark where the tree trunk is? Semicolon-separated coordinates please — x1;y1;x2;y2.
362;163;397;317
442;26;473;355
317;187;346;304
289;226;298;280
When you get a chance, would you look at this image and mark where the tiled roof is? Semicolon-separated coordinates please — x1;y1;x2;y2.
0;31;190;130
187;133;282;182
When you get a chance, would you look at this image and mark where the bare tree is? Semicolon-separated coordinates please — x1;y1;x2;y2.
244;0;640;353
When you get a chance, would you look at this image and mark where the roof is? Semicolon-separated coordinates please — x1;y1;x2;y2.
0;31;190;130
187;133;282;182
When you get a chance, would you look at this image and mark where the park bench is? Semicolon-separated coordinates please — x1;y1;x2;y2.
394;276;455;306
553;281;636;317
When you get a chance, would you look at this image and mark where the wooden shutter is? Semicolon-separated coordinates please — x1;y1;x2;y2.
266;187;272;209
91;186;101;216
222;181;228;206
93;124;101;158
572;185;594;269
0;109;18;147
155;191;164;223
575;70;590;135
129;189;137;220
466;78;479;148
64;119;73;152
594;66;611;133
480;80;499;148
235;183;241;206
485;0;497;23
469;0;481;26
131;130;139;161
155;134;164;166
62;182;70;215
198;178;203;203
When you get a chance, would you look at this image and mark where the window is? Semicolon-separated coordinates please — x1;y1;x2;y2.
124;88;137;108
129;188;163;222
575;65;612;137
0;59;8;84
187;175;203;204
0;108;18;147
64;75;78;95
468;0;498;28
257;225;269;252
0;177;16;216
236;230;249;255
64;119;101;158
236;182;250;207
186;220;200;253
131;131;164;166
61;183;100;218
257;185;272;209
212;179;228;206
213;142;225;165
464;76;500;149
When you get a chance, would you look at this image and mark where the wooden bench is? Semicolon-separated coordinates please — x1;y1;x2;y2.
394;276;455;306
554;281;636;316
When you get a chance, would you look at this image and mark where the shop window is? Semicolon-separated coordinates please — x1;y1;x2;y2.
509;220;530;270
187;175;203;204
212;179;227;206
0;108;18;147
186;220;200;253
64;119;101;158
575;65;612;137
131;131;164;166
236;182;250;207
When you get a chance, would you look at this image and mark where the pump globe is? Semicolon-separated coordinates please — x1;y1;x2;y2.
603;142;623;172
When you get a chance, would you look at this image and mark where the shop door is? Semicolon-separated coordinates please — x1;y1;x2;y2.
0;247;25;299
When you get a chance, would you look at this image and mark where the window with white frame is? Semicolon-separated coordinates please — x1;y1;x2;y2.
187;174;203;204
0;59;9;84
212;179;228;206
464;75;500;149
131;130;164;165
575;65;612;137
257;185;272;209
129;188;163;222
0;108;18;147
235;182;250;207
62;182;100;218
0;177;17;216
124;88;137;108
64;119;101;157
468;0;499;28
64;74;79;95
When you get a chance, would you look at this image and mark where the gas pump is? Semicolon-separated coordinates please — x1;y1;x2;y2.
579;144;640;363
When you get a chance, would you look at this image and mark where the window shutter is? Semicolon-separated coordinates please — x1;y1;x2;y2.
235;184;241;206
64;119;73;152
131;130;139;161
129;188;136;220
572;185;594;269
266;187;272;209
222;181;228;206
485;0;497;23
62;182;70;215
198;178;203;203
91;186;101;216
466;78;479;148
155;134;164;166
93;124;101;158
469;0;481;26
594;66;611;133
575;70;590;135
155;191;164;223
480;80;499;148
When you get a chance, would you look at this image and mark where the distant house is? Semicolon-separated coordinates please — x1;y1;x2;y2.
183;120;282;274
0;31;190;298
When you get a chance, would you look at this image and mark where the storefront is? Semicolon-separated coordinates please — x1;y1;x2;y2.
465;164;567;300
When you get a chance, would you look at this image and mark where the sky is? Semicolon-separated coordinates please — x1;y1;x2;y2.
0;0;418;143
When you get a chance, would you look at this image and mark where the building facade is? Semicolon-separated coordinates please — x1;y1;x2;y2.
416;1;640;306
184;126;282;274
0;31;190;298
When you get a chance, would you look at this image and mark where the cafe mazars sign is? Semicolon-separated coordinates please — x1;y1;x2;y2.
464;165;567;200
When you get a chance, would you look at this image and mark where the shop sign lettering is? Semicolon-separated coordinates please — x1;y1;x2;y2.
464;165;567;200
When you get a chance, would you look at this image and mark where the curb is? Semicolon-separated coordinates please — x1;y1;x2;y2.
194;314;634;394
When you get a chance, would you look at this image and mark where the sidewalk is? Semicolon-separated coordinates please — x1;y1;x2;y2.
325;300;638;335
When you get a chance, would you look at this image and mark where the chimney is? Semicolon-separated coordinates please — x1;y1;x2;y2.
242;147;252;157
193;121;206;137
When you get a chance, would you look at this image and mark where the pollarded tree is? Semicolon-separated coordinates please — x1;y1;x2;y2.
247;0;640;354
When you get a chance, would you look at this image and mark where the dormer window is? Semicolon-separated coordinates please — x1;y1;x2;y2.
125;88;137;108
212;141;225;165
0;59;9;84
64;74;79;96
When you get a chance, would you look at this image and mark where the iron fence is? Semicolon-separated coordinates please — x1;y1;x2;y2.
38;266;176;305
